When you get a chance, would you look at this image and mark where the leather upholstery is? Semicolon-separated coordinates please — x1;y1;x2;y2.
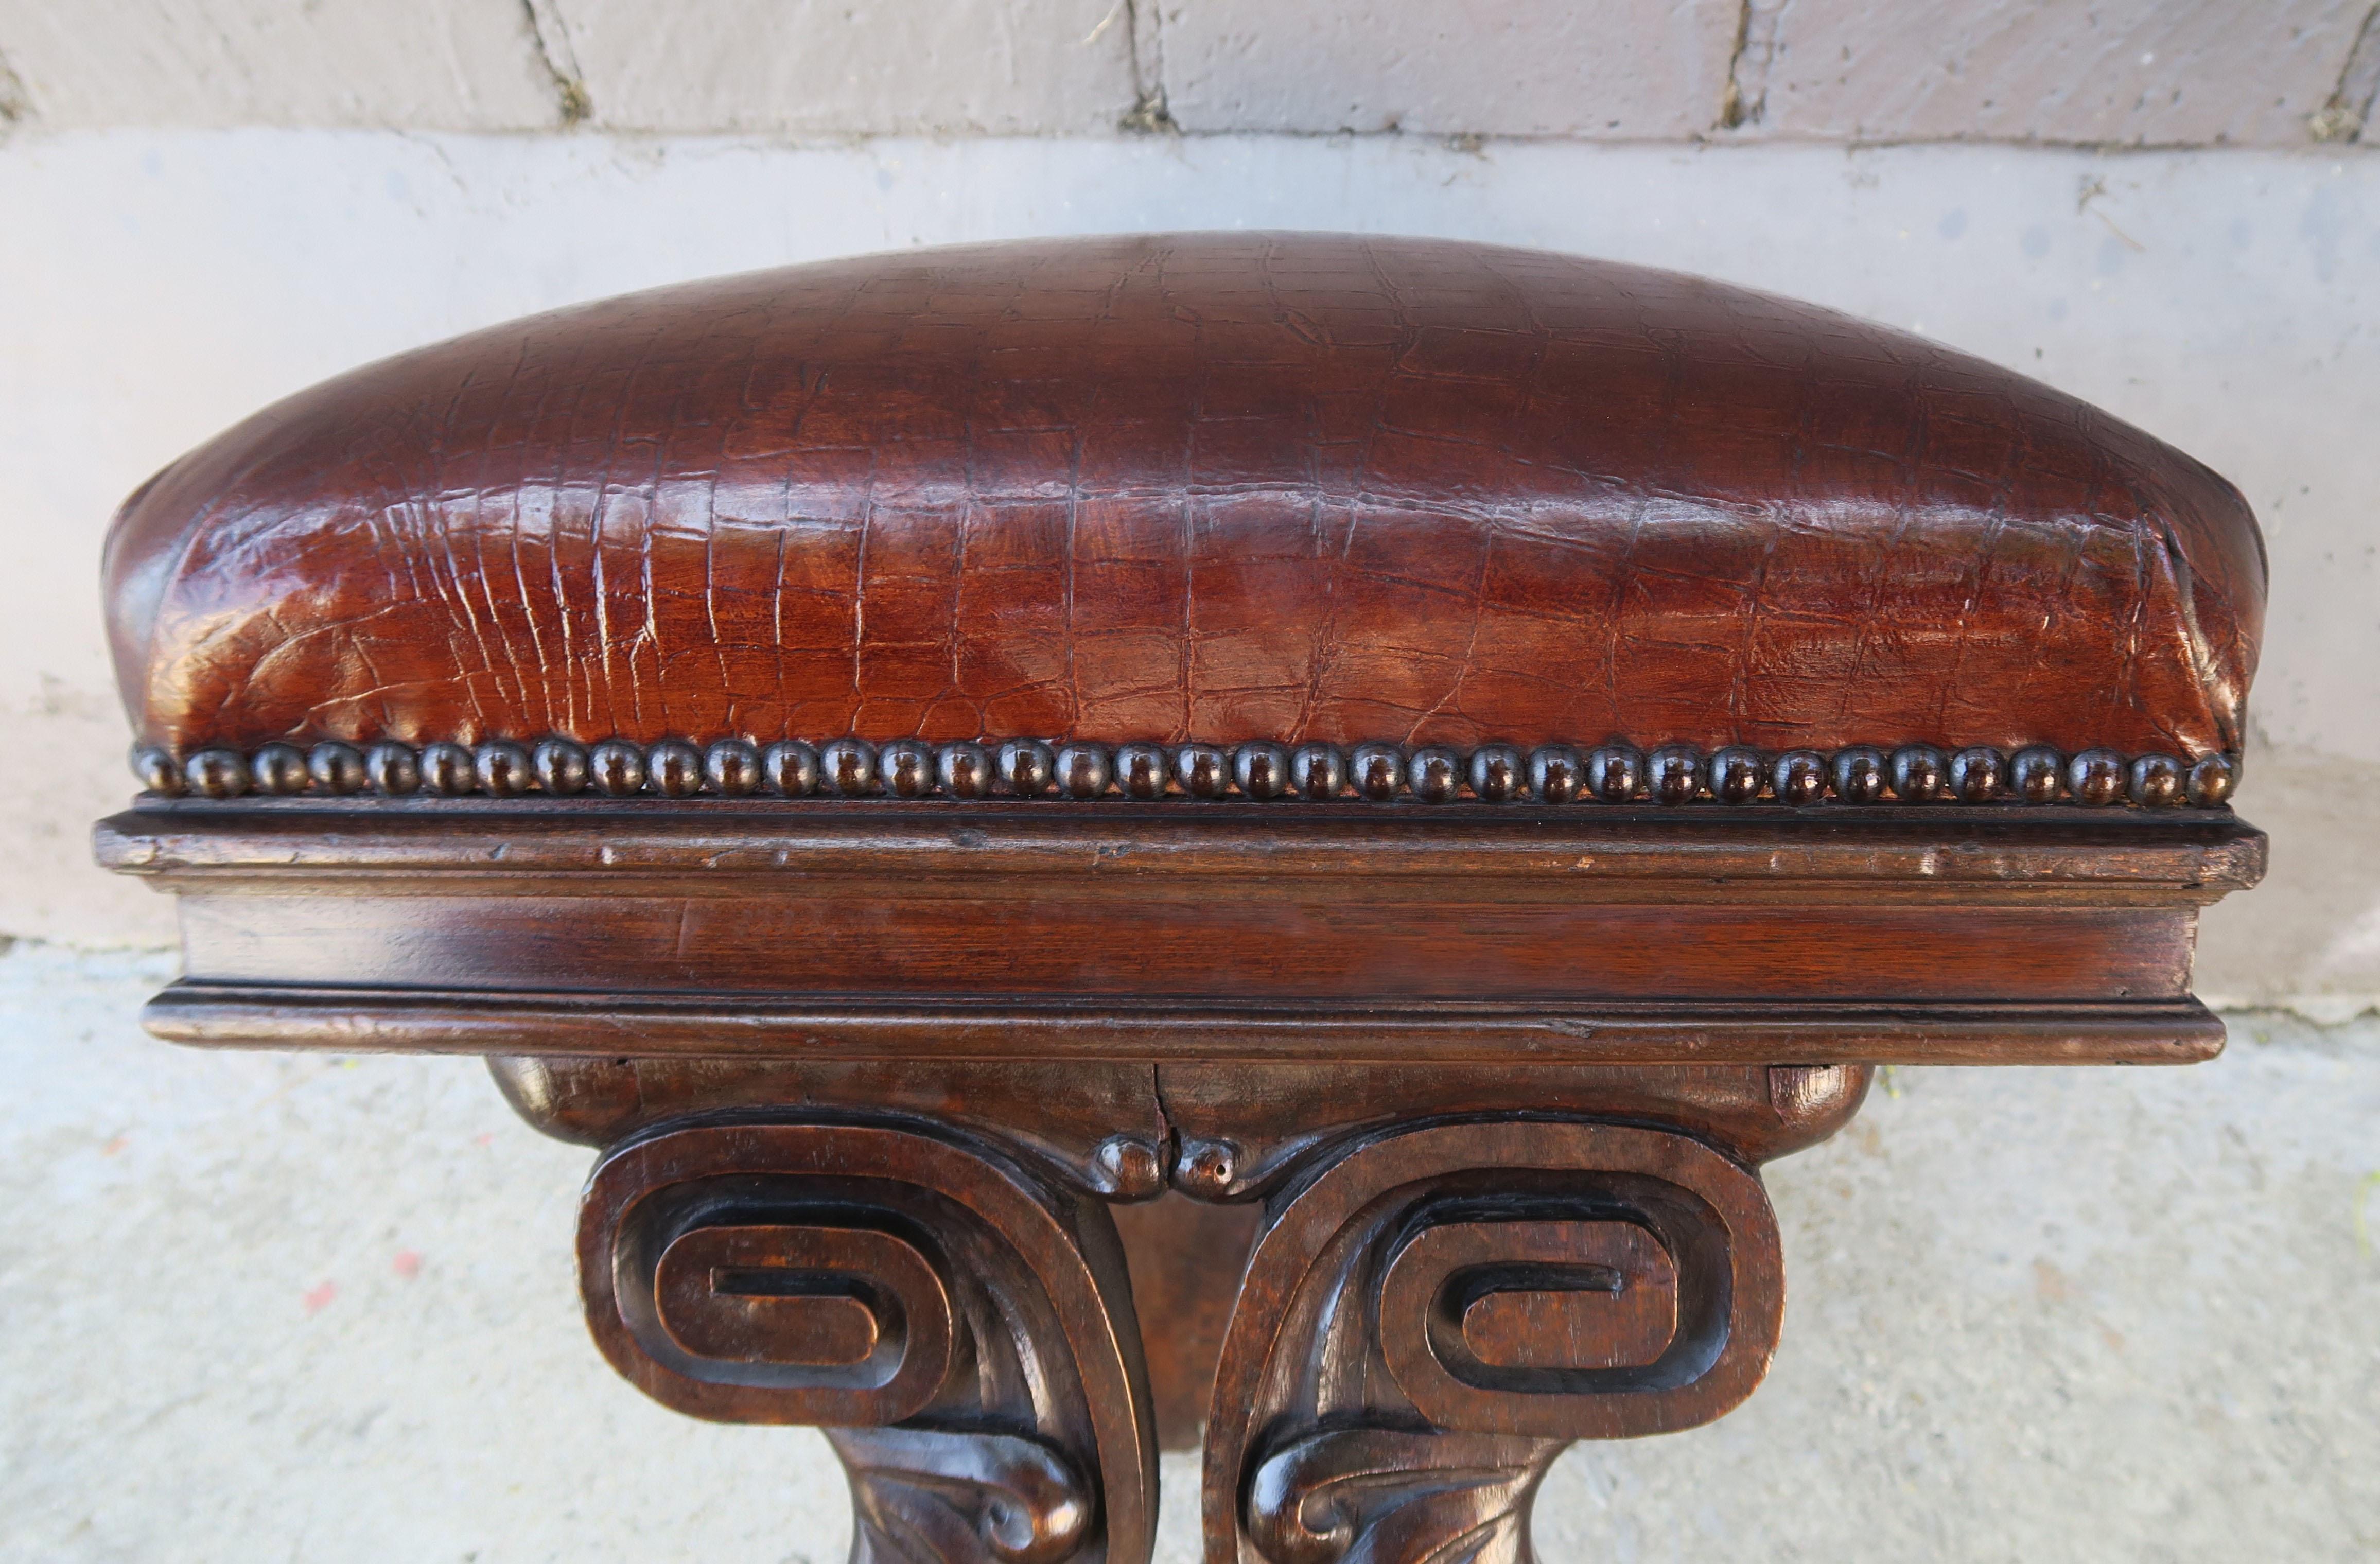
103;232;2264;759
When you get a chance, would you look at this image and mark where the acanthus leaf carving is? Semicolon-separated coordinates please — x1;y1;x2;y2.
1244;1426;1556;1564
831;1425;1093;1564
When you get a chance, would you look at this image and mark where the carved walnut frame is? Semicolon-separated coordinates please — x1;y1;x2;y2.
98;790;2260;1564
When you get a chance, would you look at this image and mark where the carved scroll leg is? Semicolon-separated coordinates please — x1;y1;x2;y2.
1203;1121;1783;1564
577;1119;1157;1564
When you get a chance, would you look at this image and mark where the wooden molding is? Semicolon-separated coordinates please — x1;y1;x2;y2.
102;802;2261;1068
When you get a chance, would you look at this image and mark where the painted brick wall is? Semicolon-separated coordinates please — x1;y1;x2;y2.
3;1;2376;144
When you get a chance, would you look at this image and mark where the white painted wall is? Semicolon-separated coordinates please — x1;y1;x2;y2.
4;130;2374;1010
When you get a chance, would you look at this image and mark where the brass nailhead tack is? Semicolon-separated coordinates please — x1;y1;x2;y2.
129;737;2232;809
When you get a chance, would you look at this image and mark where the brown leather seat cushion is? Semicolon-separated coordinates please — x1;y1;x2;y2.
104;232;2263;763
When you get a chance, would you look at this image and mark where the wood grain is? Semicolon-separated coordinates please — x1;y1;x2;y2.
1207;1120;1784;1563
103;803;2256;1064
580;1118;1155;1562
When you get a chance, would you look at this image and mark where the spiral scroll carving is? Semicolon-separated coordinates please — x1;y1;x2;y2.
1203;1121;1781;1564
578;1120;1157;1564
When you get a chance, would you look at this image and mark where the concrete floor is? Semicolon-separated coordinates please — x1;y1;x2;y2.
2;940;2373;1562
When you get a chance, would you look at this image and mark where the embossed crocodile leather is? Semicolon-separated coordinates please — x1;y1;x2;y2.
103;233;2264;758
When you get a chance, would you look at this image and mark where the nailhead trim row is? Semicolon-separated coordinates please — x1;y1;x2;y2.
134;740;2241;809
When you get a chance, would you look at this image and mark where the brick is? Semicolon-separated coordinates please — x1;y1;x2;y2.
1733;0;2368;147
1154;0;1737;137
546;0;1139;134
0;0;562;129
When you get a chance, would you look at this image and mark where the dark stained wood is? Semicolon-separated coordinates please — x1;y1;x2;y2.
580;1119;1155;1563
1144;1061;1875;1197
155;985;2228;1065
1424;1221;1678;1372
1207;1120;1786;1563
97;796;2268;886
153;985;2231;1066
165;895;2199;999
92;675;2267;1564
100;804;2259;1067
1111;1198;1264;1451
493;1056;1174;1193
655;1225;912;1368
488;1057;1868;1196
